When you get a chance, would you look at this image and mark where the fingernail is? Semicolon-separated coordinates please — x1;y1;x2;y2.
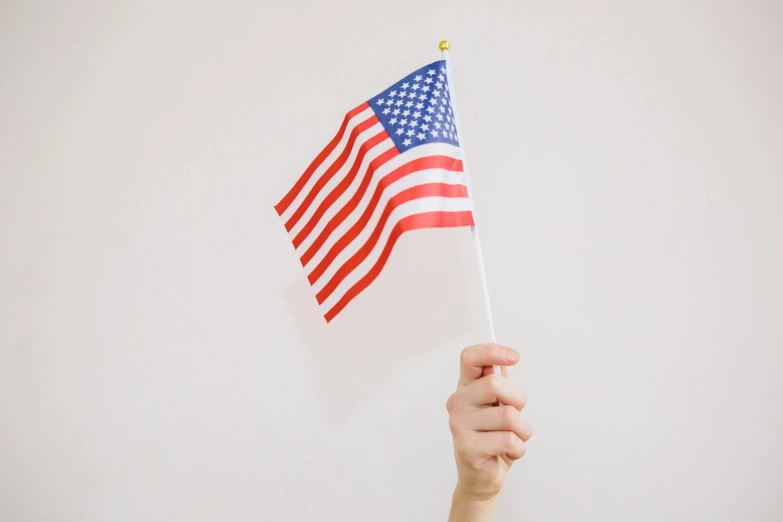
505;349;519;363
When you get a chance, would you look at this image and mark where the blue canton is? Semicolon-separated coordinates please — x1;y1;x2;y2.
369;60;460;152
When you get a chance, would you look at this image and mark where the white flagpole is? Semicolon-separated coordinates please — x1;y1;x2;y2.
440;40;502;376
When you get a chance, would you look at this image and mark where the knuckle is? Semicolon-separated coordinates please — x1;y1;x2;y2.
446;392;460;413
519;440;528;458
515;440;528;459
502;405;518;425
505;431;519;450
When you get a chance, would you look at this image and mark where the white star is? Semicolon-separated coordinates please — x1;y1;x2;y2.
435;82;442;89
426;106;435;114
395;99;404;107
376;98;384;105
403;138;412;146
437;114;444;121
406;129;415;137
414;75;423;81
389;90;397;98
425;77;433;84
423;115;432;122
433;89;441;97
430;97;439;105
402;82;410;89
402;109;410;117
408;120;417;127
400;118;408;126
415;102;424;110
427;69;436;76
422;85;430;92
396;128;405;135
438;74;445;82
405;101;414;108
412;83;420;91
392;108;400;116
408;92;416;99
382;107;391;115
434;121;442;129
390;117;398;125
439;106;446;113
431;130;439;138
418;94;427;101
420;123;429;131
413;111;421;119
417;132;426;140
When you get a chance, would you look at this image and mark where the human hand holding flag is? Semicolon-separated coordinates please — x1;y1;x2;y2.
447;343;532;522
274;42;530;520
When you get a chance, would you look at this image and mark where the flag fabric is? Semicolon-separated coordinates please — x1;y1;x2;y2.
275;59;475;322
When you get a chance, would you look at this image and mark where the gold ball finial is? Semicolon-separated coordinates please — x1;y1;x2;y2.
439;40;451;51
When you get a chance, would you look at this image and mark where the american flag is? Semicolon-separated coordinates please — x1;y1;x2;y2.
275;59;475;322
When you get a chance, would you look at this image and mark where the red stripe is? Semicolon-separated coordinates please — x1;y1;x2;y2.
292;131;390;249
315;183;470;304
306;155;464;281
284;114;379;231
275;103;369;216
299;146;399;265
323;210;475;322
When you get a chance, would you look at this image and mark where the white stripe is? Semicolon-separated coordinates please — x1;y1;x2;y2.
287;122;385;237
291;137;394;247
280;106;375;223
298;142;463;259
319;196;473;312
313;190;470;295
305;166;468;275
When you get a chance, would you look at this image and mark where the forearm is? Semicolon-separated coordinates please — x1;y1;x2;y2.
448;488;498;522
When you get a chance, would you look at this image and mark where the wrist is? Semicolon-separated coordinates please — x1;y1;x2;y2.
448;486;498;522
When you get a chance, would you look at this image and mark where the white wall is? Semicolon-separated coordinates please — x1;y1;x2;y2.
2;1;782;521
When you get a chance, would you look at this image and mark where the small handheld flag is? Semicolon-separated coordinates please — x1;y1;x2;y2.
275;50;476;322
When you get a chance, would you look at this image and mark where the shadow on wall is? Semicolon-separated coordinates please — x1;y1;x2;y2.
280;228;475;425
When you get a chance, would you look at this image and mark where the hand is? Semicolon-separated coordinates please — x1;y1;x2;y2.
447;344;532;522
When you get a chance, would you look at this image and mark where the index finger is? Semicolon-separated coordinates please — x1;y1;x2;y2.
459;343;519;386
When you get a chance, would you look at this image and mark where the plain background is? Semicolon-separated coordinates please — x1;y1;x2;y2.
2;1;782;521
